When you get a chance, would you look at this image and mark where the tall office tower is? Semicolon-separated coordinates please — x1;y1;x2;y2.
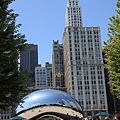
20;44;38;87
62;0;108;116
35;62;53;89
52;40;65;89
20;44;38;73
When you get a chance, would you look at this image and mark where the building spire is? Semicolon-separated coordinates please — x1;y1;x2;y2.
66;0;82;27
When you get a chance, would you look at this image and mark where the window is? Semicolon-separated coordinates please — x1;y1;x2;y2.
72;86;74;90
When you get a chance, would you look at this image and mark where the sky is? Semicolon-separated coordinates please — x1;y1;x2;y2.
9;0;116;66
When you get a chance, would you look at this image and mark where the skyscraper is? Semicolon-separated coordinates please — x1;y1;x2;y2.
20;44;38;73
52;40;65;89
20;44;38;87
63;0;108;116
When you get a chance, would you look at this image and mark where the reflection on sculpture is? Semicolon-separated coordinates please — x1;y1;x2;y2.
16;89;82;114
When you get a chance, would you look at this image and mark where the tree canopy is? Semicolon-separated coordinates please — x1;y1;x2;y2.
103;0;120;99
0;0;28;109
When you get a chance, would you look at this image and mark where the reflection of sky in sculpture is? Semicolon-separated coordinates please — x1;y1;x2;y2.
16;89;82;114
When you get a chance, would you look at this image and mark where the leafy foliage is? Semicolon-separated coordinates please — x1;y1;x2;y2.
103;0;120;99
0;0;29;109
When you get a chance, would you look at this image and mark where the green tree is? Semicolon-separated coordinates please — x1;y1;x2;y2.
103;0;120;99
0;0;29;109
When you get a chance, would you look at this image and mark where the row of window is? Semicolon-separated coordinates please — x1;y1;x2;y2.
1;115;10;120
68;31;99;34
69;35;99;39
68;3;78;6
72;66;102;71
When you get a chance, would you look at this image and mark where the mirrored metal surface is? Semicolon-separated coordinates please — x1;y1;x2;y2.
16;89;82;114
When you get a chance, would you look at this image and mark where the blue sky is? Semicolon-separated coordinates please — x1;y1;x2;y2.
10;0;116;66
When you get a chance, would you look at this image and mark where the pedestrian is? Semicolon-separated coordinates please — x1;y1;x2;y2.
105;117;109;120
84;117;89;120
115;113;120;120
95;117;100;120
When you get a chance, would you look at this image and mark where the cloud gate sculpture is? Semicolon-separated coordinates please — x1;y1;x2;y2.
16;89;83;120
